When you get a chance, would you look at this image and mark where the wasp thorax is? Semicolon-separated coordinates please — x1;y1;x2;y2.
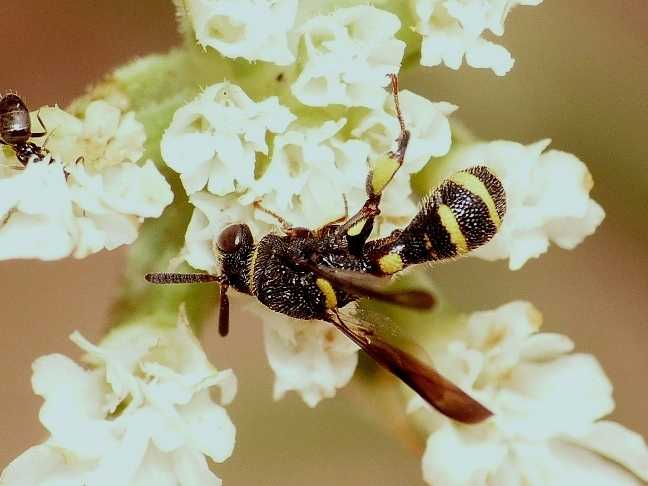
0;94;31;145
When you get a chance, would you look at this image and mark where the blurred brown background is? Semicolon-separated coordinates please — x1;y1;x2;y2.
1;1;647;484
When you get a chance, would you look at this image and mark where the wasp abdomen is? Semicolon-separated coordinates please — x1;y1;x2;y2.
370;166;506;274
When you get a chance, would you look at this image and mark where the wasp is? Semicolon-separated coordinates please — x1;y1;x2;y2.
146;75;506;424
0;93;50;166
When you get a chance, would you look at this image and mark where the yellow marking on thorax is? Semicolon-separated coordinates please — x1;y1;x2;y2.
371;155;400;195
316;278;338;309
378;252;404;274
248;247;259;295
438;204;468;255
449;171;501;228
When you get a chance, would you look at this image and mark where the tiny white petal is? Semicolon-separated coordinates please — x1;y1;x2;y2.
172;447;222;486
184;0;298;66
179;390;236;462
422;422;506;485
414;0;543;75
249;301;358;407
0;443;92;486
567;421;648;481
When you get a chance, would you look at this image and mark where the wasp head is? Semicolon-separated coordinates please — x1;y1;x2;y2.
215;223;254;293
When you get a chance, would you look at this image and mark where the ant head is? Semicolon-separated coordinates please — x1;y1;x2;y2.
0;94;31;145
215;224;255;293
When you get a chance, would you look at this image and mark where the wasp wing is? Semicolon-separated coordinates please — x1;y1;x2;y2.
306;262;435;309
328;310;492;424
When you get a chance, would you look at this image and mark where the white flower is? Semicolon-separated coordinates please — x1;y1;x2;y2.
409;301;648;485
291;6;406;108
0;160;77;260
1;309;237;486
35;101;146;171
68;160;173;258
181;0;299;65
247;301;358;407
0;101;173;261
242;118;369;229
161;82;295;195
413;0;543;75
441;139;605;270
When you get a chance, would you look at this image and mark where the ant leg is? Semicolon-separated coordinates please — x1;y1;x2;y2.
335;74;410;253
30;110;48;138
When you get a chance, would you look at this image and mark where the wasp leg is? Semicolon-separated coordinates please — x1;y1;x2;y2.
335;74;410;255
253;201;313;238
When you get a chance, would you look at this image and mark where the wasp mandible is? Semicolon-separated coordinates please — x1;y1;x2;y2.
147;75;507;424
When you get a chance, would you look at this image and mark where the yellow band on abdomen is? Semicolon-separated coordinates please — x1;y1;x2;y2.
438;204;468;255
449;171;501;229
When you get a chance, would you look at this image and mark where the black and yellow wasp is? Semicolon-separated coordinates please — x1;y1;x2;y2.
147;75;506;424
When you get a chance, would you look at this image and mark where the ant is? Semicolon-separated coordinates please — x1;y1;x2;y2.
0;93;51;166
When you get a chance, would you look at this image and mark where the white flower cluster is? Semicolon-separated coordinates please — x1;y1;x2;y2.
181;2;404;107
1;310;237;486
409;301;648;485
181;0;542;78
291;6;405;108
442;139;605;270
412;0;544;75
0;101;173;260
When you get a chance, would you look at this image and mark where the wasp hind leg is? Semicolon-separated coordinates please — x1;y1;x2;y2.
336;74;410;255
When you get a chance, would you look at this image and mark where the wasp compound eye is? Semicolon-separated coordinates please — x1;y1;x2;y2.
217;224;251;253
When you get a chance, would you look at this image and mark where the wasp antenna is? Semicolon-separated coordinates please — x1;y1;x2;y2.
145;272;221;284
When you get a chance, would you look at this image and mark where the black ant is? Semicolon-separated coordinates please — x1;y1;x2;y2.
0;93;51;166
